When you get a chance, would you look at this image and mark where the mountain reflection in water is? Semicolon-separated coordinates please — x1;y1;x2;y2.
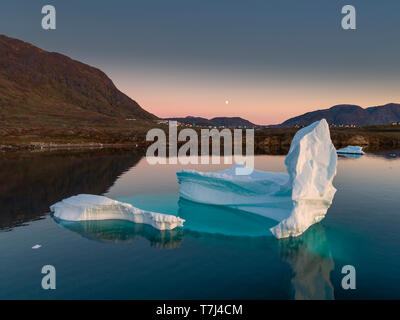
0;148;143;230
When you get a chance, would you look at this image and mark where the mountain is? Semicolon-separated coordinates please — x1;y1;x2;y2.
0;34;156;127
280;103;400;127
167;116;212;126
210;117;256;127
166;116;257;127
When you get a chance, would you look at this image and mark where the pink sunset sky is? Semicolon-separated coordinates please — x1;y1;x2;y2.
107;64;400;125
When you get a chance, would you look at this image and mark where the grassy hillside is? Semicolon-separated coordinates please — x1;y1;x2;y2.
0;34;157;129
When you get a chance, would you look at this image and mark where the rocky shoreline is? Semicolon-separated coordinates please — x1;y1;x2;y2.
0;142;148;152
1;127;400;153
258;126;400;150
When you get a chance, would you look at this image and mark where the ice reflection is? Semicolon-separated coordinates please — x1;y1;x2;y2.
54;218;184;249
278;224;334;300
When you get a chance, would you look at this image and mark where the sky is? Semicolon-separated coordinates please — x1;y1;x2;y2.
1;0;400;124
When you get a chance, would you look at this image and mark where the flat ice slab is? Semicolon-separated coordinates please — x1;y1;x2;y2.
336;145;365;155
50;194;185;231
177;119;337;238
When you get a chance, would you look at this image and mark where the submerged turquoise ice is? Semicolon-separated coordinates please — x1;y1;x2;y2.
118;194;278;237
0;150;400;299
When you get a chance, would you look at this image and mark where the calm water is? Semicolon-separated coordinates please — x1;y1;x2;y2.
0;148;400;299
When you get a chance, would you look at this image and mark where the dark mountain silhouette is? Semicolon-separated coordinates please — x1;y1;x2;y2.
211;117;256;127
280;103;400;127
0;34;156;127
166;116;257;127
167;116;212;126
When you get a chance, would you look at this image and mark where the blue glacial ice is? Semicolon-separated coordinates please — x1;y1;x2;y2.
336;145;365;155
50;194;185;231
177;119;338;238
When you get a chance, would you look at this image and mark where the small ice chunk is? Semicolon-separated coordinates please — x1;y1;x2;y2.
50;194;185;231
32;245;41;249
336;145;365;155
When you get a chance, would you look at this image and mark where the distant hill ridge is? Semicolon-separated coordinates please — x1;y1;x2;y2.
0;34;156;127
166;116;257;127
280;103;400;127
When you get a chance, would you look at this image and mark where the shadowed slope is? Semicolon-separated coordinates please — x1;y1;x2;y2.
0;34;156;127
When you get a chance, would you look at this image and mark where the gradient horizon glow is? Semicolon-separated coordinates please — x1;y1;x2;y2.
1;0;400;124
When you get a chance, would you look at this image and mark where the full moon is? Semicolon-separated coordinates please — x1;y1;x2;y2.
225;100;229;105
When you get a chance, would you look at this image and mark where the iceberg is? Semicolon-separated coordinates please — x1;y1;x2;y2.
50;194;185;231
336;145;365;155
177;119;337;238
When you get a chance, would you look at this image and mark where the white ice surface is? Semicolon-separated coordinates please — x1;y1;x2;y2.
50;194;185;231
177;119;337;238
336;145;365;155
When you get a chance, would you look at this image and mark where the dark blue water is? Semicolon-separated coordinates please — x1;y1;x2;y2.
0;149;399;299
